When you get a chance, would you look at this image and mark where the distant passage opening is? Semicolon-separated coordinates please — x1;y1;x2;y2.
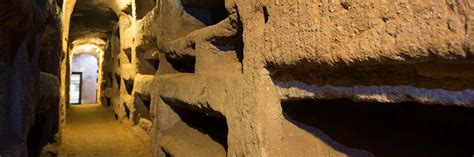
70;53;99;104
69;72;82;104
282;99;474;157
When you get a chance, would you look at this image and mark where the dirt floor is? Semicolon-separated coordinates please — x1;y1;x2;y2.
57;104;151;157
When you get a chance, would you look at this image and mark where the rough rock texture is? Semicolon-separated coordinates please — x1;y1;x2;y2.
0;0;62;156
65;0;473;156
2;0;473;156
38;73;60;114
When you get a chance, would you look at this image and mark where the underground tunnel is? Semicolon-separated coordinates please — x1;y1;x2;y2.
0;0;473;157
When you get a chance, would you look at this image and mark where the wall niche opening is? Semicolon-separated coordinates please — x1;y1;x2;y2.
282;98;474;157
136;0;156;19
138;48;160;74
181;0;228;26
134;93;152;120
124;78;134;94
165;55;195;73
145;58;160;72
170;105;228;150
160;99;228;156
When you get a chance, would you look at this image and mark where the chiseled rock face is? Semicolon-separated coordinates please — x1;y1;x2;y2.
0;0;62;156
144;0;473;156
0;40;37;156
60;0;474;156
38;72;60;114
258;0;473;66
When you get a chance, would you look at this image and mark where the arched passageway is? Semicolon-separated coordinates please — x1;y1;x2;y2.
70;53;98;104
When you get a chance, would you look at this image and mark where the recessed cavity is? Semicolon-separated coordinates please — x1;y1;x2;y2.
168;104;228;151
282;98;474;157
123;48;132;63
165;55;195;73
124;79;134;94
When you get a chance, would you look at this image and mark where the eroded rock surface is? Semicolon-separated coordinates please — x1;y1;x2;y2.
1;0;473;156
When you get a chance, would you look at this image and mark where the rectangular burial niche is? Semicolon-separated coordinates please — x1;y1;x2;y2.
134;93;151;120
209;18;244;63
165;55;196;73
269;63;474;91
166;101;228;151
282;98;474;157
181;0;228;26
138;48;160;74
145;58;160;72
136;94;151;111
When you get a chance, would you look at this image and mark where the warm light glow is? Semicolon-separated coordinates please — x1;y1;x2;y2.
117;0;131;10
69;43;105;105
71;44;101;56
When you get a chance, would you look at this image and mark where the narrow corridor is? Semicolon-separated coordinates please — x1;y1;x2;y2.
59;104;151;157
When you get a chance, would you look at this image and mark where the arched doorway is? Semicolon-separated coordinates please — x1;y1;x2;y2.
70;53;99;104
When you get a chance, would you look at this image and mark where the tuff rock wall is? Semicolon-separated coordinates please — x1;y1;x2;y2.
0;0;62;156
1;0;473;156
96;0;474;156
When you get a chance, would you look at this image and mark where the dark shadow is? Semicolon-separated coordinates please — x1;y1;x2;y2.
123;48;132;63
182;0;228;26
114;73;121;88
167;103;228;151
103;97;111;106
165;55;195;73
262;6;269;24
134;93;152;120
124;78;134;95
124;103;131;119
136;93;151;111
161;147;172;157
145;58;160;72
282;99;474;157
136;0;156;19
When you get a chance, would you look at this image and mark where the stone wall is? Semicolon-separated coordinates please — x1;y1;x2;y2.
111;0;472;156
8;0;470;156
0;0;62;156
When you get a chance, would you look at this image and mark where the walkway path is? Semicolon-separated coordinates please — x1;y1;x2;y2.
58;104;152;157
